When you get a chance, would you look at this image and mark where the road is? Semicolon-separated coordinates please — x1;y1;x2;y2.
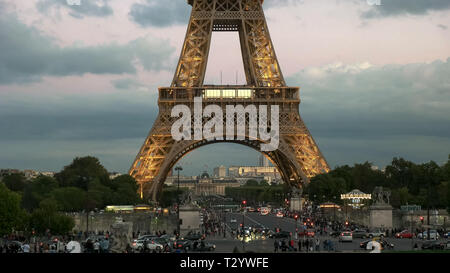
199;212;449;253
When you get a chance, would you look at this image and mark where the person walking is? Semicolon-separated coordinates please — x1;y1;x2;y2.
315;238;320;252
274;240;279;253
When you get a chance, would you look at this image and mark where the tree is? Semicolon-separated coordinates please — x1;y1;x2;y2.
22;175;59;211
245;180;259;187
55;156;110;189
51;187;87;212
3;173;28;192
110;175;140;205
0;183;29;236
29;198;74;235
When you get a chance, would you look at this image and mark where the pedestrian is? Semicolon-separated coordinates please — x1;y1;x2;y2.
315;238;320;252
305;238;309;252
298;239;302;252
274;240;279;253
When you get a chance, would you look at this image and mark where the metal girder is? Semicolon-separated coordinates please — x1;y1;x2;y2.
129;0;330;201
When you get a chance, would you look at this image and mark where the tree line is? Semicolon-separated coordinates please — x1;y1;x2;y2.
305;156;450;212
0;156;141;236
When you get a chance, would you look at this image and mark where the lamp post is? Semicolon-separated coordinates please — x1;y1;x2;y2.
175;166;183;238
242;200;247;252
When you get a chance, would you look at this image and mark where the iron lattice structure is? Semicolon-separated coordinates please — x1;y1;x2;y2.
129;0;330;200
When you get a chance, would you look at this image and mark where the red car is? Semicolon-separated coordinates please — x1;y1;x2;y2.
395;230;415;239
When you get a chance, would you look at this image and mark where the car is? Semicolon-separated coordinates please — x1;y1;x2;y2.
260;207;270;215
184;232;202;241
352;229;368;239
443;232;450;239
276;211;284;218
329;230;341;237
339;231;353;242
360;239;394;250
395;230;415;239
173;239;193;251
421;240;444;250
190;241;216;252
418;230;440;240
230;218;237;223
270;231;291;239
6;241;23;253
368;229;385;238
445;241;450;250
144;239;164;252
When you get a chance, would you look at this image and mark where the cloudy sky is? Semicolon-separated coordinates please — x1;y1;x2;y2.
0;0;449;176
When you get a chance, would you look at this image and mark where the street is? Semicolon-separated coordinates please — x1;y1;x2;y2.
197;212;448;253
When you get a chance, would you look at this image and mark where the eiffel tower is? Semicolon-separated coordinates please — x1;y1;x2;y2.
129;0;330;200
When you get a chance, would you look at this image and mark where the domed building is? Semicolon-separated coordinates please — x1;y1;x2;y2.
166;171;240;196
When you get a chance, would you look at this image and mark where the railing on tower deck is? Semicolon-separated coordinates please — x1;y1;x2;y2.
158;86;300;103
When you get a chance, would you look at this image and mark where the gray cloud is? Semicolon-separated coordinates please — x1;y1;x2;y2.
361;0;450;18
112;78;150;91
437;24;448;30
286;58;450;167
128;0;296;28
36;0;113;18
1;58;449;173
0;13;175;84
129;0;191;27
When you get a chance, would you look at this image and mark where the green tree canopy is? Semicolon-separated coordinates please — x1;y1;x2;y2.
22;175;58;211
29;198;74;235
55;156;110;189
3;173;28;192
0;183;29;236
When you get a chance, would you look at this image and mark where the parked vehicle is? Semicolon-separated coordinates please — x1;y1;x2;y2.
368;229;385;238
443;232;450;239
230;218;237;223
352;229;368;239
190;241;216;252
421;240;444;250
418;230;440;240
276;211;284;218
395;230;415;239
339;231;353;242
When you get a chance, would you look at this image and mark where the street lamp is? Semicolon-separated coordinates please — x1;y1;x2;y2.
241;200;247;252
175;166;183;238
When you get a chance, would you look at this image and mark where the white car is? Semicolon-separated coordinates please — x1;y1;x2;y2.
339;231;353;242
145;240;164;252
418;230;440;240
230;218;237;223
131;236;158;251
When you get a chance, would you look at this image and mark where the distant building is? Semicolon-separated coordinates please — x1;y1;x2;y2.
259;154;270;167
164;172;240;196
109;172;122;180
0;169;55;180
0;169;21;177
213;165;227;177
